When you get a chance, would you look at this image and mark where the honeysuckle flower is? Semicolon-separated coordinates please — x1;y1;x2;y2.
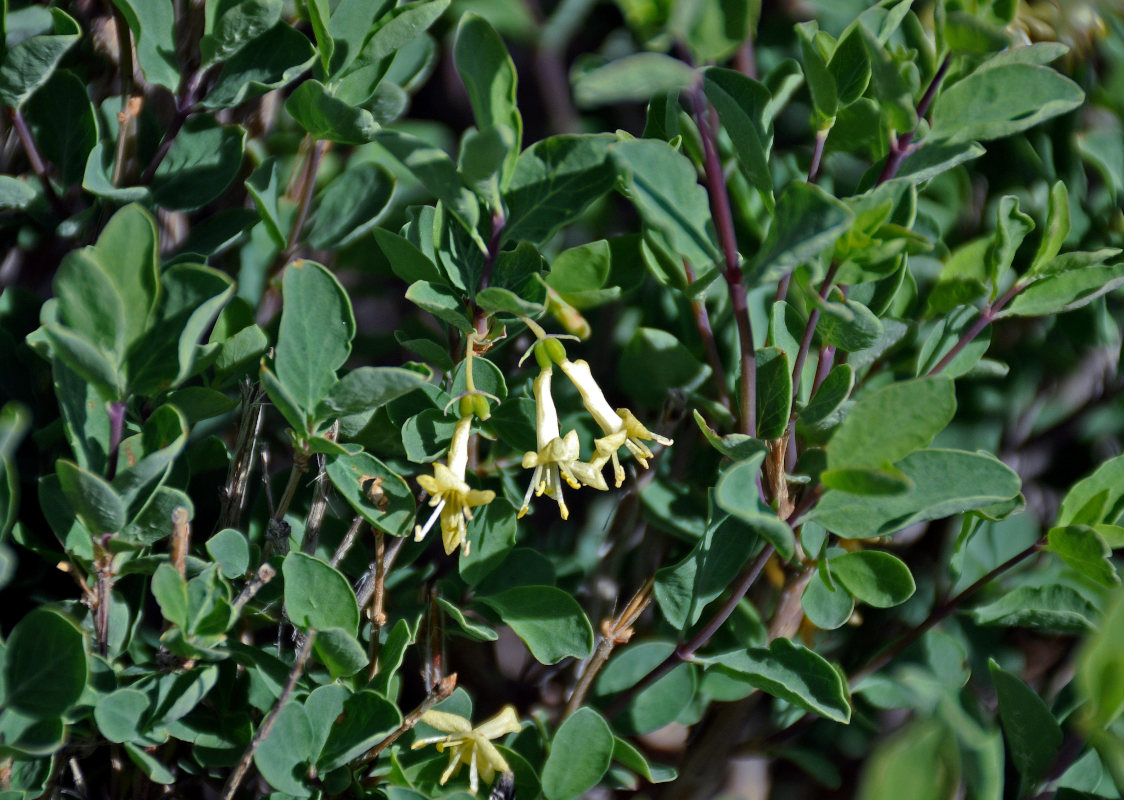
519;367;607;520
415;415;495;556
558;358;674;487
412;705;521;794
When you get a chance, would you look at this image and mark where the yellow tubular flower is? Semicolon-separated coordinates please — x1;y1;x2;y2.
519;367;607;520
558;358;673;487
411;706;521;794
415;415;495;556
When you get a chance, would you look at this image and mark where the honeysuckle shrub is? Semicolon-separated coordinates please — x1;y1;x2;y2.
2;0;1124;798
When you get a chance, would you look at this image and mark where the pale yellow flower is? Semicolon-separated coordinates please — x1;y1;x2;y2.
519;368;607;519
412;705;521;794
558;358;673;487
415;415;495;556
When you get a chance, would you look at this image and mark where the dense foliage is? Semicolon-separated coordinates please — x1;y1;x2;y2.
2;0;1124;798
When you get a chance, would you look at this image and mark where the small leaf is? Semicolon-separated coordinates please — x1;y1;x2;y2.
253;701;313;796
810;449;1021;538
929;62;1084;145
1076;590;1124;730
317;689;401;771
478;585;594;664
540;708;614;800
800;364;853;427
94;688;150;744
710;638;851;723
151;116;246;211
405;280;474;333
801;569;855;630
755;347;792;440
313;628;369;679
1047;525;1121;587
275;260;355;416
714;455;795;559
202;22;317;109
989;659;1063;787
285;80;379;145
828;551;916;607
0;8;81;108
746;182;853;286
573;52;697;107
828;25;871;106
206;528;250;578
1003;263;1124;318
971;585;1098;633
56;459;125;534
5;608;88;719
283;552;360;635
704;67;773;207
595;641;695;734
826;376;956;470
475;286;545;318
454;13;521;182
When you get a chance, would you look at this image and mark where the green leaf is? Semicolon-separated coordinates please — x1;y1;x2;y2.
815;296;883;352
275;260;355;418
202;22;317;109
372;228;445;285
573;52;696;108
540;708;614;800
313;628;369;679
811;449;1021;538
56;458;125;534
124;742;174;785
349;0;448;66
654;515;759;631
5;608;88;719
54;203;160;366
112;0;178;89
755;346;792;440
800;364;853;427
316;689;401;771
206;528;250;578
971;585;1098;633
612;736;678;783
828;551;915;607
460;500;518;586
151;563;189;629
915;305;992;378
318;366;427;420
94;688;150;744
618;327;709;398
437;596;498;641
254;701;313;796
746;182;853;286
857;720;960;800
703;67;773;208
0;8;81;108
151;116;246;211
801;569;855;630
1002;263;1124;318
308;162;395;248
693;410;767;461
475;286;545;318
245;157;286;249
201;0;282;65
985;195;1035;294
1059;454;1124;527
595;641;695;734
820;466;911;496
283;552;360;635
929;62;1084;145
1077;589;1124;730
285;80;379;145
826;376;956;470
895;141;987;183
714;455;795;559
0;175;37;209
1029;181;1071;275
989;659;1063;787
796;22;837;120
829;25;871;106
612;139;723;288
454;13;521;183
401;408;458;462
112;404;188;516
711;638;851;723
405;280;474;333
502;134;617;246
478;585;594;664
374;130;482;245
24;69;98;186
1047;525;1121;587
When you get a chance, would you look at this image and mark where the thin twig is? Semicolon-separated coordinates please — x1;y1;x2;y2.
7;108;68;218
356;674;458;769
330;515;365;568
300;453;330;555
690;86;757;435
849;539;1043;687
366;530;388;682
109;2;136;186
605;545;774;719
221;632;316;800
565;578;654;719
233;564;277;612
218;382;265;531
876;55;951;184
927;281;1023;376
684;261;731;410
170;507;190;578
278;139;327;268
